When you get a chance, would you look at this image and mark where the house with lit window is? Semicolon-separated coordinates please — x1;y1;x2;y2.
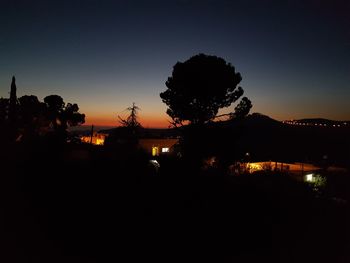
86;127;180;155
138;138;179;156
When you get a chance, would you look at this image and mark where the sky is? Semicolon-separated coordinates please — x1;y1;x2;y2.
0;0;349;127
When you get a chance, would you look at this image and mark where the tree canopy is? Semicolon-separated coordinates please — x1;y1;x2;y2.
160;53;251;125
44;95;85;133
18;95;47;133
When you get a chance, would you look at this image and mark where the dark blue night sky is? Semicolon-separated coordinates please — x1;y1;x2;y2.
1;0;349;127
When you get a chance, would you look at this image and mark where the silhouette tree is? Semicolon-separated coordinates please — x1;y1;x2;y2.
18;95;47;139
63;103;86;127
44;95;85;139
118;102;142;129
160;53;251;126
232;97;252;119
44;95;65;131
0;77;85;144
8;76;18;127
105;103;142;150
0;77;20;141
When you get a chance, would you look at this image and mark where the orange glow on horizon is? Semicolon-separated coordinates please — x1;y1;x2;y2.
85;115;170;128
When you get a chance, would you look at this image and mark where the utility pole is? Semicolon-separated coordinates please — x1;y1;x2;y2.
301;163;304;177
90;125;94;144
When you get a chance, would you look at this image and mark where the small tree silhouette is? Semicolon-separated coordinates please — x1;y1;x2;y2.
8;76;18;127
110;103;142;150
118;102;142;129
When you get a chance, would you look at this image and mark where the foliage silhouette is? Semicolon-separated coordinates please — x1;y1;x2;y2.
160;53;251;126
0;77;19;141
105;103;142;150
18;95;47;133
0;77;85;144
118;102;142;130
8;76;18;127
233;97;252;119
44;95;85;137
0;98;9;125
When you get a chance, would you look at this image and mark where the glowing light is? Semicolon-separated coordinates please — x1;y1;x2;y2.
150;159;160;165
96;138;104;145
149;159;160;170
306;173;313;182
80;133;107;145
162;147;169;153
246;163;262;172
152;146;159;156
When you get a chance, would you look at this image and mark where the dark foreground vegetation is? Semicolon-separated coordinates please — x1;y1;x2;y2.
1;142;349;263
1;54;349;262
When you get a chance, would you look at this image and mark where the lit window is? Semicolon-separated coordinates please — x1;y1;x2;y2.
306;173;313;182
162;147;169;153
152;147;159;156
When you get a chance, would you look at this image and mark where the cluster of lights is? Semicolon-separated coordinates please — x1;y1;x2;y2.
246;163;262;172
283;120;348;128
80;133;107;145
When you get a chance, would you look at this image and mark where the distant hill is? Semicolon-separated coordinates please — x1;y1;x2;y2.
239;113;283;128
234;114;350;165
201;113;349;165
69;125;115;133
100;126;180;138
68;114;349;166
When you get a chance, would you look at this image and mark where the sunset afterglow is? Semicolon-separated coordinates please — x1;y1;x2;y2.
1;1;349;126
